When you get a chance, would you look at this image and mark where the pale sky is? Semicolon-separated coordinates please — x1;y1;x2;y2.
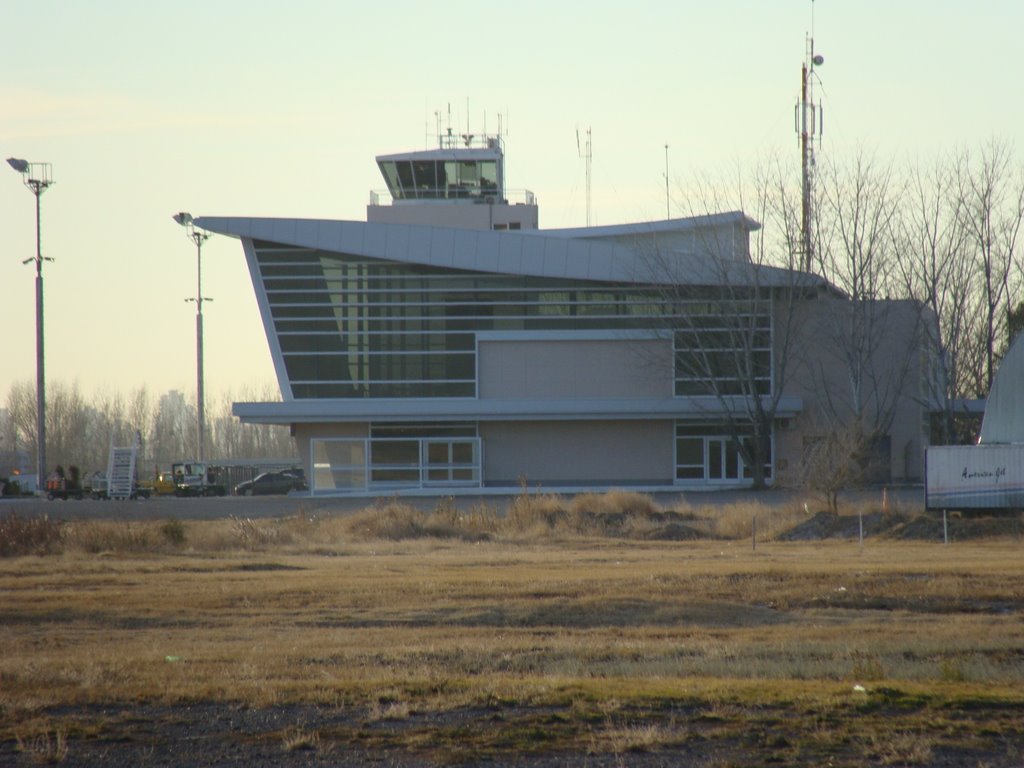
2;0;1022;404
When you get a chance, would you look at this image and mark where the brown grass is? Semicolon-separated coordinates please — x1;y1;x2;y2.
0;513;63;557
0;490;942;559
1;492;1023;765
1;531;1022;764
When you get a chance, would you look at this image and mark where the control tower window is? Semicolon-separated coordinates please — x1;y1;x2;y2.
412;161;441;198
380;161;403;199
443;160;499;199
379;156;501;201
395;162;415;198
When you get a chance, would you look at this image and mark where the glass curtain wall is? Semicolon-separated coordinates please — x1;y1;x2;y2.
254;243;773;401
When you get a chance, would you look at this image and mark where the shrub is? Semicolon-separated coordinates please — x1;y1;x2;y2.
65;521;153;554
230;516;282;550
160;518;187;547
0;512;63;557
338;501;427;542
506;491;569;536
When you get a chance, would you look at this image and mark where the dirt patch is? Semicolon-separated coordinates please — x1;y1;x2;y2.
5;699;1021;767
778;510;1024;541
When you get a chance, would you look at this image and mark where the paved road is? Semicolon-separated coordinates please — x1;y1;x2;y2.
0;486;925;522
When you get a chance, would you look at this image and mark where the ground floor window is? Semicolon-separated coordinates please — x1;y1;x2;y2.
674;421;772;484
311;422;481;493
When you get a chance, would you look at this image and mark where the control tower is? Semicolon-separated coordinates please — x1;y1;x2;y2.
367;131;538;232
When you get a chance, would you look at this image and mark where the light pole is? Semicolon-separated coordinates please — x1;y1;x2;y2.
7;158;54;487
172;212;212;461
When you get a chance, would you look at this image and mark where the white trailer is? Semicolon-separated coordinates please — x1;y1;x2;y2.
925;443;1024;512
926;332;1024;512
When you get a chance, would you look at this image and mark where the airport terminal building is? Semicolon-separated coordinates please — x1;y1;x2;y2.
196;134;931;495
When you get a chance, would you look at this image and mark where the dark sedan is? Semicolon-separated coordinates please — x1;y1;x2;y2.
234;471;305;496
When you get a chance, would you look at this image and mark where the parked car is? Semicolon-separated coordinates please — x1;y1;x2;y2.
280;468;307;490
234;470;305;496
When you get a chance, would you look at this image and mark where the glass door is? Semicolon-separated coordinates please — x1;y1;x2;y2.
706;438;741;481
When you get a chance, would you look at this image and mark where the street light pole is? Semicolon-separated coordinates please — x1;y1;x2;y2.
7;158;54;487
172;212;212;462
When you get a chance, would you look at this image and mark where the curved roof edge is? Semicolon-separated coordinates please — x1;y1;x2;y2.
980;331;1024;443
196;215;828;290
538;210;761;239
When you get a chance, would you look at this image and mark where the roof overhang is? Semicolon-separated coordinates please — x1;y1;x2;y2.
233;396;804;425
195;215;829;290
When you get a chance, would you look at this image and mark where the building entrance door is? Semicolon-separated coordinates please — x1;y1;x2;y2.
706;437;741;482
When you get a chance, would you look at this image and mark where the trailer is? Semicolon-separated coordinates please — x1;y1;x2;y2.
925;332;1024;513
925;443;1024;512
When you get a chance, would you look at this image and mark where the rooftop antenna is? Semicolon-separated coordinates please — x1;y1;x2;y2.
664;144;671;220
577;126;592;226
459;98;475;147
795;0;824;272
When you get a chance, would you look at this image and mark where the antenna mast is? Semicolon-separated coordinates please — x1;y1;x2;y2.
796;0;824;272
577;127;592;226
664;144;670;219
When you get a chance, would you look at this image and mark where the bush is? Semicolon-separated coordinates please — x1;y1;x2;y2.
230;516;282;550
0;512;63;557
65;521;154;554
160;518;187;547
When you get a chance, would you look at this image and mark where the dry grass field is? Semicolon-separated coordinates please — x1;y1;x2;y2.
1;493;1023;766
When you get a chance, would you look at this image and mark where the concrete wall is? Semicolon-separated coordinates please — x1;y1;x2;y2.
479;338;671;399
776;295;929;482
480;420;674;486
367;202;539;231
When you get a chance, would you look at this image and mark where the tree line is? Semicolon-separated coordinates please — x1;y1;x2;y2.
810;141;1024;432
1;381;295;478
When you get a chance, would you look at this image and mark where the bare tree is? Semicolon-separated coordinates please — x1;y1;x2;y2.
150;390;192;464
4;378;296;477
808;151;926;483
4;383;36;473
957;140;1024;393
894;153;981;443
643;158;813;489
209;385;295;460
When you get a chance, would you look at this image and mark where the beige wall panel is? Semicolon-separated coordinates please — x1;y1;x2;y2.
481;420;673;485
479;339;671;399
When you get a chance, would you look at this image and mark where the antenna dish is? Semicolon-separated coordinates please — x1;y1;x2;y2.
812;54;824;66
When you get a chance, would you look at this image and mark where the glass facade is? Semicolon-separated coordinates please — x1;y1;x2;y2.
311;422;481;493
254;242;774;401
675;421;772;482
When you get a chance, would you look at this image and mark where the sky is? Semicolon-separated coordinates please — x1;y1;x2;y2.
2;0;1022;406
